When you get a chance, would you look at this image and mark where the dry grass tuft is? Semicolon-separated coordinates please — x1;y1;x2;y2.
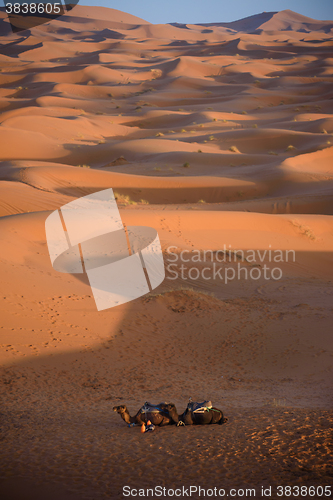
290;220;315;240
114;192;137;205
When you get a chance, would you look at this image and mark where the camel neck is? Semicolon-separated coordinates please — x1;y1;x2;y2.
122;410;134;424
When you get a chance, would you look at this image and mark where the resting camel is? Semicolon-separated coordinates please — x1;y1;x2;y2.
113;402;176;427
166;401;228;426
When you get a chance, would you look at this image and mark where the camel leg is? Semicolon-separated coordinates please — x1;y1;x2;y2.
159;417;171;426
218;415;228;425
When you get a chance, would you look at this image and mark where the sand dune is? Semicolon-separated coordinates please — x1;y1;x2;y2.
199;9;333;34
0;6;332;499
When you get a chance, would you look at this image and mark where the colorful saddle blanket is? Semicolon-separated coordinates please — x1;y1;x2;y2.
141;402;169;414
187;400;212;413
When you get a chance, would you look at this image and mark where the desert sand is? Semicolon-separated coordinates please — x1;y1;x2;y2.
0;6;332;499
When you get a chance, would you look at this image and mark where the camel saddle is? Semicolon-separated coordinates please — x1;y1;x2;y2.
187;400;212;413
141;402;169;414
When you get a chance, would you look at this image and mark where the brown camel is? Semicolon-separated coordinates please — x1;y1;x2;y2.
166;401;228;426
113;402;175;427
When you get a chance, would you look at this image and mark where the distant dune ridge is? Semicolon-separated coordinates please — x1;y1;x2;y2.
196;9;333;33
1;6;333;34
0;6;333;499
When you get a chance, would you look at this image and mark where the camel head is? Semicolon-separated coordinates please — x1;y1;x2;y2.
113;405;127;414
166;403;177;413
166;403;180;424
166;403;187;426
